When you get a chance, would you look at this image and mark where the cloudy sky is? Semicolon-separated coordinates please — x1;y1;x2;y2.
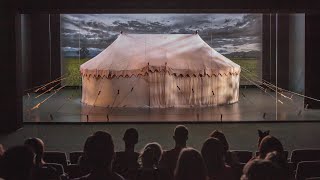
60;14;262;55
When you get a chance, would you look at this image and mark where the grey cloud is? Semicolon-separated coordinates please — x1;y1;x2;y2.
61;14;262;53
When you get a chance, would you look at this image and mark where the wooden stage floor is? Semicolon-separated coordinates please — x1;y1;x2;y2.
23;88;320;122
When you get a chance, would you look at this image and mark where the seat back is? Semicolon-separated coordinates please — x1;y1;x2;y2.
44;151;68;168
66;164;88;179
291;149;320;163
296;161;320;180
69;151;83;164
45;163;65;175
231;150;253;163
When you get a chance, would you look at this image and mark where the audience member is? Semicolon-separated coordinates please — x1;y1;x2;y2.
159;125;188;177
210;130;229;154
113;128;140;180
210;130;242;179
0;144;4;157
24;137;61;180
174;148;207;180
201;137;236;180
72;131;125;180
258;135;284;159
136;142;163;180
241;159;279;180
0;145;35;180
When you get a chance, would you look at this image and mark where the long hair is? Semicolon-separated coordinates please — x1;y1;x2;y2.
174;148;207;180
24;138;45;166
139;142;163;169
201;138;225;177
258;136;283;159
210;130;229;154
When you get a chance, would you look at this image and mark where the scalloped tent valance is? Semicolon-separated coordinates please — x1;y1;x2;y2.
80;33;241;78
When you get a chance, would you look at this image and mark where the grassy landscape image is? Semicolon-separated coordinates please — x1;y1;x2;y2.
63;57;259;86
63;58;88;86
61;14;262;86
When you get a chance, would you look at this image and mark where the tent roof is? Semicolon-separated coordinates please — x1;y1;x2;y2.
80;33;241;78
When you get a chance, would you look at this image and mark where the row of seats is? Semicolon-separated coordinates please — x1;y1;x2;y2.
43;152;320;180
43;149;320;167
42;149;320;180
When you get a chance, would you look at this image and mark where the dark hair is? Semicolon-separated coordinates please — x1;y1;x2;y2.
174;148;207;180
1;145;35;180
0;144;4;157
83;131;115;169
174;125;188;144
139;142;162;168
210;130;229;153
241;159;280;180
258;136;283;159
201;137;225;176
123;128;139;145
24;137;45;165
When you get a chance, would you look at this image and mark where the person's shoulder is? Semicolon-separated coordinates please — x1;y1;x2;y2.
224;164;234;171
163;148;176;155
133;151;139;157
33;165;60;179
71;174;90;180
112;172;126;180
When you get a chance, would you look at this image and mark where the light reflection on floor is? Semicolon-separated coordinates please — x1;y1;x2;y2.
23;88;320;122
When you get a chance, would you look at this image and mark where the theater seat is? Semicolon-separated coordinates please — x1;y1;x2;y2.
45;163;65;175
44;151;68;168
66;164;89;179
231;150;253;163
69;151;83;164
291;149;320;164
45;163;68;180
295;161;320;180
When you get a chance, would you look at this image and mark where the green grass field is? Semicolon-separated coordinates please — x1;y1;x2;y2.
63;58;89;86
63;57;259;86
231;58;259;84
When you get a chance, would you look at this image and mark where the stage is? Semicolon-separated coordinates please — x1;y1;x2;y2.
23;88;320;122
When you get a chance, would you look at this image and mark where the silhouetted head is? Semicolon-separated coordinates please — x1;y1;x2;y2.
201;137;225;176
173;125;188;146
241;159;279;180
258;130;270;147
83;131;115;170
210;130;229;153
0;145;35;180
24;137;45;165
258;135;283;159
123;128;139;146
174;148;207;180
140;142;162;168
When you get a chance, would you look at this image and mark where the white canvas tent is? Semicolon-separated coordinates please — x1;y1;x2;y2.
80;33;241;108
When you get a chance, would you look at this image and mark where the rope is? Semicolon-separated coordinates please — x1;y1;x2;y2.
29;85;66;111
241;66;320;102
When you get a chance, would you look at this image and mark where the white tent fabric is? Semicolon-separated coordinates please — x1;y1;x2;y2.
80;34;241;108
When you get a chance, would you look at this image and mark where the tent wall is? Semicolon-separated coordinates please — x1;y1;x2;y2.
82;76;150;107
150;72;239;108
82;72;239;108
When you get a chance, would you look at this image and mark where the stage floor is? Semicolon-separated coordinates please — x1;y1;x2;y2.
23;88;320;122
